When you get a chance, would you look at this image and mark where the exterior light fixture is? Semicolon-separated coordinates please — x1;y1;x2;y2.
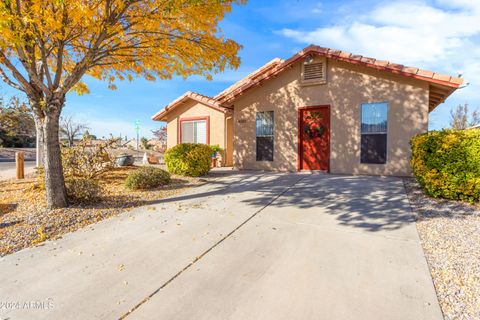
304;54;314;64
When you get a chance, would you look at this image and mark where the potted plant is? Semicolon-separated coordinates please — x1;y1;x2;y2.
210;144;222;157
210;145;223;167
116;153;134;166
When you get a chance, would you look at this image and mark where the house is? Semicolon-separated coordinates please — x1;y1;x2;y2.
122;139;139;150
147;139;167;152
152;45;463;176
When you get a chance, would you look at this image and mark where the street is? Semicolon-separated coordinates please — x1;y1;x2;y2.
0;161;36;180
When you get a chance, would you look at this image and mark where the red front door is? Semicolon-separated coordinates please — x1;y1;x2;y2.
299;106;330;171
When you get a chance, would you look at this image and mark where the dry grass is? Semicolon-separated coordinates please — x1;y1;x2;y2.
0;166;204;256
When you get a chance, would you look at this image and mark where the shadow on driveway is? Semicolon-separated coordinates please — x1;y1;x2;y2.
133;172;414;233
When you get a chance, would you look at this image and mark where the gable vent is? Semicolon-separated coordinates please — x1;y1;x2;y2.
303;62;324;80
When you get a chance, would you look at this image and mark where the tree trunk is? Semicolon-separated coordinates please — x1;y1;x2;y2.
35;121;44;168
30;100;45;169
29;94;68;209
42;105;68;209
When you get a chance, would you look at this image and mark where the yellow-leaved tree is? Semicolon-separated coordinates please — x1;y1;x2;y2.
0;0;244;208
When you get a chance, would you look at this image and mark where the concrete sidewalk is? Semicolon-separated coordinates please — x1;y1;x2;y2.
0;173;442;320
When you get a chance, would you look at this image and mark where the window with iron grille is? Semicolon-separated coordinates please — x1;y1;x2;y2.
360;103;388;164
256;111;274;161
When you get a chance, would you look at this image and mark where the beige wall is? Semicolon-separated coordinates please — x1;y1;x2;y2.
232;57;430;176
165;100;227;149
165;100;231;164
225;116;234;166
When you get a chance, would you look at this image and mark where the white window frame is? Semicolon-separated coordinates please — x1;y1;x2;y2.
181;119;207;144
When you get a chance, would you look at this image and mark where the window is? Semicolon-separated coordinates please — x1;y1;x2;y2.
360;102;388;164
256;111;274;161
181;120;207;144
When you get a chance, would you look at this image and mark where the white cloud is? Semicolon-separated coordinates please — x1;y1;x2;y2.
279;0;480;128
280;1;480;66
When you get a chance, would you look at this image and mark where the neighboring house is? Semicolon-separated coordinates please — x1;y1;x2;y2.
121;139;139;149
152;45;463;176
147;139;167;152
72;139;109;146
467;124;480;129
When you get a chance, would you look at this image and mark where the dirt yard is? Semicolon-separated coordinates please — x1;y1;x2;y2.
0;167;204;256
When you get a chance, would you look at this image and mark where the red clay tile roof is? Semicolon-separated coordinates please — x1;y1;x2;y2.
216;45;464;108
214;58;283;101
153;45;464;120
151;91;231;121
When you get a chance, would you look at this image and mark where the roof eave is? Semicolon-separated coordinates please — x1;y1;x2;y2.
152;92;231;122
152;98;232;122
218;45;463;105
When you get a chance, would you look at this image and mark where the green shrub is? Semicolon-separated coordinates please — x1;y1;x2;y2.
411;129;480;202
164;143;212;177
65;177;102;204
125;166;171;190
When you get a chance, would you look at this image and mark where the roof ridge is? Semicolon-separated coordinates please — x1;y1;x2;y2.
153;44;464;121
304;45;463;85
214;58;283;100
151;91;227;121
216;45;463;109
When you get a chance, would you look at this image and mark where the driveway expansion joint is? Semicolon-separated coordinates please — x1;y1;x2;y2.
120;175;305;319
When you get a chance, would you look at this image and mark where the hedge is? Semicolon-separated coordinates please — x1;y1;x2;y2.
164;143;212;177
410;129;480;202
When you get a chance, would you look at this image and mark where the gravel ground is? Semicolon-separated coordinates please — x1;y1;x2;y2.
0;167;205;256
403;178;480;320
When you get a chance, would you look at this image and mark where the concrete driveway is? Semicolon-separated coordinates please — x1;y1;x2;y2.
0;173;442;320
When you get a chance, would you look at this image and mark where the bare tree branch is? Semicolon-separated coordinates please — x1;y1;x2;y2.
450;104;480;129
0;66;25;92
0;53;34;95
60;115;90;147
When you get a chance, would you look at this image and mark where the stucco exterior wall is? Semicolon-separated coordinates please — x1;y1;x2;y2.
165;100;227;150
232;57;430;176
225;116;234;166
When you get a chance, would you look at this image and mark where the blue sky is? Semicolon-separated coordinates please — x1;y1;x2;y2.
2;0;479;139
